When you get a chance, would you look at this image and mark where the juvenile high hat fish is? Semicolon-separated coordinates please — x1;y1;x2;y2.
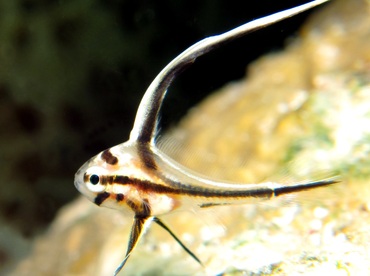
74;0;336;275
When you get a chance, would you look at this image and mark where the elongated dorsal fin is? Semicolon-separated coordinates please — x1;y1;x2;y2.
129;0;329;145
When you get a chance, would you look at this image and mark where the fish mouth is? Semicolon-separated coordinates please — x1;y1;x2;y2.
74;178;80;190
74;171;91;199
73;163;97;202
74;165;86;192
74;173;83;193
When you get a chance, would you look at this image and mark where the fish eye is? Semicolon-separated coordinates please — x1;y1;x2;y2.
90;174;100;185
84;166;108;193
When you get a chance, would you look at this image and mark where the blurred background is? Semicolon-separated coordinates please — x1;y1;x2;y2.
0;0;329;272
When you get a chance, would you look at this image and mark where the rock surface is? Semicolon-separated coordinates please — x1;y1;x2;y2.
12;0;370;275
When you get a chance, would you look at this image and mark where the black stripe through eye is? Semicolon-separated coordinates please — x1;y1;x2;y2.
90;174;100;185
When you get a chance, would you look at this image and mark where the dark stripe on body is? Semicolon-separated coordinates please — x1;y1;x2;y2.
101;149;118;165
116;193;124;202
111;176;274;198
137;143;157;170
127;198;151;218
199;202;232;208
94;192;111;206
109;175;337;199
273;180;337;196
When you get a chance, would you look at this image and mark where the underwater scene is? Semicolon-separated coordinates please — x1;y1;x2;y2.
0;0;369;275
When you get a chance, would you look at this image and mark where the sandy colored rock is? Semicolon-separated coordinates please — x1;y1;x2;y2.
12;0;370;275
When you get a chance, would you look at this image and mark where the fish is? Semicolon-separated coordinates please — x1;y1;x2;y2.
74;0;336;275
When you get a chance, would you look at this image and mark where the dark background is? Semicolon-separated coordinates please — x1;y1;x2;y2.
0;0;328;238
